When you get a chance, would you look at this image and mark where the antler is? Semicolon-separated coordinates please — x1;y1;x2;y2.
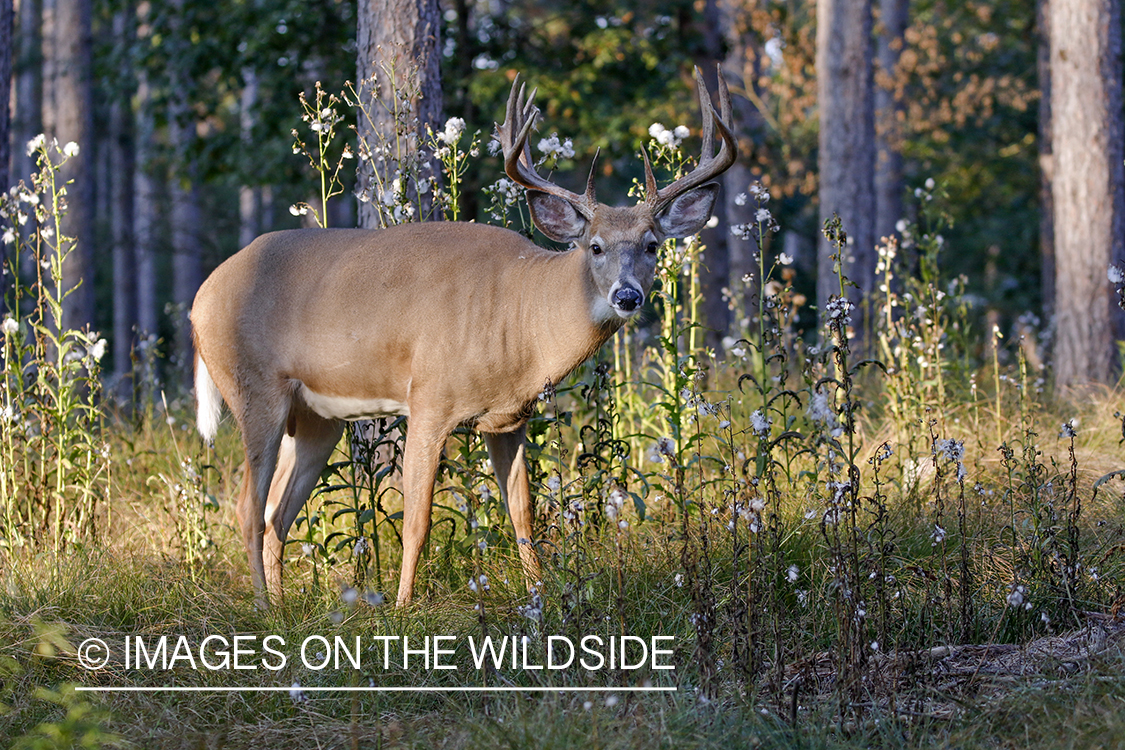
497;74;598;220
644;66;738;215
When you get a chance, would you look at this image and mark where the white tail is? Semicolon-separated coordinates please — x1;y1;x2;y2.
190;68;736;607
194;356;223;444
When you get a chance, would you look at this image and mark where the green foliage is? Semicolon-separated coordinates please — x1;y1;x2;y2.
1;140;109;556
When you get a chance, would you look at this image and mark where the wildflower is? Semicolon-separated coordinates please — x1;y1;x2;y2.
290;681;308;704
748;182;770;203
26;134;46;155
1059;420;1077;439
755;207;771;224
353;537;368;557
0;405;12;423
1006;584;1028;608
546;474;561;492
341;586;358;604
301;542;314;557
734;192;747;206
1;228;14;245
750;409;772;438
787;564;799;583
1108;265;1124;284
924;177;935;190
1;316;17;336
363;590;385;606
674;573;684;587
825;296;853;323
806;389;836;426
931;524;947;545
86;338;107;362
778;252;794;265
648;436;675;463
437;117;466;146
289;204;308;216
63;141;80;158
673;125;690;141
537;132;575;162
605;694;619;707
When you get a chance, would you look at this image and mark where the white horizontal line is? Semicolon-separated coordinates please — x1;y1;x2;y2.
75;685;676;693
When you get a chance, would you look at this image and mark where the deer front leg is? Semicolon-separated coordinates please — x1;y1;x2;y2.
484;426;543;589
396;414;451;606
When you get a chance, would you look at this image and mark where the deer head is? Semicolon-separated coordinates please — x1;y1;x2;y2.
497;66;737;323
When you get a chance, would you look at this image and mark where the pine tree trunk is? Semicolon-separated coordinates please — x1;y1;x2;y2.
355;0;443;229
1050;0;1125;391
1037;0;1055;320
816;0;876;332
12;0;41;186
133;67;159;344
109;8;135;391
51;0;95;332
0;0;13;195
874;0;907;242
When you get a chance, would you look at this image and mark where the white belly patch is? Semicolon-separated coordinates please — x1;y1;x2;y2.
298;385;409;421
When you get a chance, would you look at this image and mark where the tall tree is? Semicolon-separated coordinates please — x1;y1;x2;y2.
815;0;876;330
1050;0;1125;390
874;0;907;242
11;0;41;187
49;0;95;331
109;7;135;391
1037;0;1055;319
0;0;12;195
355;0;443;229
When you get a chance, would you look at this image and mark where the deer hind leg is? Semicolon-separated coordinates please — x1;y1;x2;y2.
396;411;452;606
262;401;344;603
226;379;291;608
483;426;543;589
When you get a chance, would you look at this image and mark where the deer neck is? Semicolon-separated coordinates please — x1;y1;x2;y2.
531;246;624;387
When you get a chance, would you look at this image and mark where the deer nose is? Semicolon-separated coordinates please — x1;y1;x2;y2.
612;286;644;312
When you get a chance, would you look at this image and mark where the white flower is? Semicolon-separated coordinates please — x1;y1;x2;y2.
342;586;358;604
648;123;666;140
673;125;690;140
755;207;772;224
437;117;466;146
289;204;308;216
924;177;935;190
1;317;17;336
734;192;747;206
931;524;947;545
86;338;107;362
786;564;799;583
1108;265;1124;284
1059;421;1077;439
0;404;13;423
537;132;574;161
648;436;675;463
2;228;15;245
26;134;46;155
750;409;772;438
63;141;80;158
290;682;307;704
778;252;794;265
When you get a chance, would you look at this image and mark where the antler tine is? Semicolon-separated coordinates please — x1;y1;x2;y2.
497;73;595;218
647;64;738;215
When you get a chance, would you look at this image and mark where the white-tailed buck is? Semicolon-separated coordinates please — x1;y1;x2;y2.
192;68;736;606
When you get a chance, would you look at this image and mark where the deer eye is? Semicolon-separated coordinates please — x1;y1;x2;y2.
590;243;603;255
646;241;659;254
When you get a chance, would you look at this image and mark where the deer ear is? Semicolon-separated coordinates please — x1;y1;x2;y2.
527;190;588;243
656;183;719;238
